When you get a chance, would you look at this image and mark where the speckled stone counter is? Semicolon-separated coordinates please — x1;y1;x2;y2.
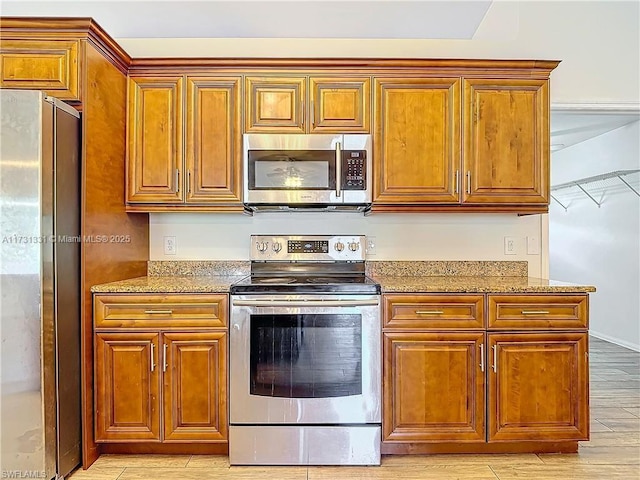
372;275;596;294
90;275;245;293
366;260;528;277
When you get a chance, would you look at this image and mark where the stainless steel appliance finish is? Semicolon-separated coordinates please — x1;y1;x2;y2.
243;134;372;212
229;235;381;466
1;90;81;479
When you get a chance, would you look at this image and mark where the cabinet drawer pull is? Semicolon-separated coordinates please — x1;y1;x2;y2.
163;343;168;372
415;310;444;315
479;343;484;372
144;310;173;315
150;343;156;372
521;310;550;315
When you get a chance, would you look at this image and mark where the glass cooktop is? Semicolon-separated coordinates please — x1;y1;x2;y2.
230;274;381;294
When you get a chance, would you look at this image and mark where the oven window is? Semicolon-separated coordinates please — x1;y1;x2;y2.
248;150;336;190
250;314;362;398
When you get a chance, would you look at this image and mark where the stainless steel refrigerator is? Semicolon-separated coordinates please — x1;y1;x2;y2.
1;90;81;479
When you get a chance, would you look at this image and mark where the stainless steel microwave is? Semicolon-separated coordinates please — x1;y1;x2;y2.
243;134;372;212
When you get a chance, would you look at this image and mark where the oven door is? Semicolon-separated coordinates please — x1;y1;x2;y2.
230;294;381;424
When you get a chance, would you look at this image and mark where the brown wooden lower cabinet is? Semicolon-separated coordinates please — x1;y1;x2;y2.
383;332;485;442
95;330;227;443
488;332;589;442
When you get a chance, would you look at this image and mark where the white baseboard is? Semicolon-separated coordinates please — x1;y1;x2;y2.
590;331;640;352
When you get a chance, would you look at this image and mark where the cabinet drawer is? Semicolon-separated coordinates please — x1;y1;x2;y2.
1;39;80;101
488;294;588;330
384;294;484;329
94;294;227;329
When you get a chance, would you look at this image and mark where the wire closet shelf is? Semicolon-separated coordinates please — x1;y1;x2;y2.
550;169;640;211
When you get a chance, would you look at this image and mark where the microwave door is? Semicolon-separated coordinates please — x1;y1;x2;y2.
244;134;344;205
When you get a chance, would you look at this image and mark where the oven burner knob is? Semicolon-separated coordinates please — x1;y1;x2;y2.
272;242;282;253
348;241;360;252
335;241;345;252
256;241;269;252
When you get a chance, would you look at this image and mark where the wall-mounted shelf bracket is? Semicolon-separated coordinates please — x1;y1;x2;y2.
576;184;601;207
550;194;568;212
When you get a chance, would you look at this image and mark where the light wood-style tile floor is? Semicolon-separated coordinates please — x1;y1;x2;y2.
70;336;640;479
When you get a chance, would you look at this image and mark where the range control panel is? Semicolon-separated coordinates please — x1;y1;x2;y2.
251;235;366;261
341;151;366;190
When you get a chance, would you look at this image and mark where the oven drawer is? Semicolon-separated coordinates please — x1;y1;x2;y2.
383;294;485;330
94;294;227;329
488;294;588;330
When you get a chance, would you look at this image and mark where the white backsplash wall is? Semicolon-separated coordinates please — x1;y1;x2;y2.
150;213;548;278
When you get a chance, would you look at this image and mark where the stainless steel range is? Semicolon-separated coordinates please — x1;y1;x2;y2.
229;235;381;466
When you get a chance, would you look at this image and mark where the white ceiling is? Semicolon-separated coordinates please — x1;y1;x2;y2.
0;0;492;39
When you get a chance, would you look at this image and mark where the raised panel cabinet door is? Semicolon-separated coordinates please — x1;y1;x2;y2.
463;79;549;205
383;332;485;442
163;332;228;442
488;333;589;442
374;78;461;204
244;77;306;132
309;77;370;132
95;332;161;442
127;76;184;203
186;77;242;204
0;39;80;101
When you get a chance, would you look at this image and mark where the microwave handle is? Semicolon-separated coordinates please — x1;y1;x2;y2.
335;141;342;197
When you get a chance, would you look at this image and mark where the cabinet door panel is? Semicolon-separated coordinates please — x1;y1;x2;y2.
186;77;242;203
163;332;228;442
95;332;161;442
127;76;184;203
488;333;589;442
0;39;80;101
374;78;460;204
310;77;370;132
383;332;485;442
245;77;305;132
463;79;549;204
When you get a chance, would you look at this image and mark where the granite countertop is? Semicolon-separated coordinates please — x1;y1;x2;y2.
90;261;595;294
372;275;596;294
90;275;246;294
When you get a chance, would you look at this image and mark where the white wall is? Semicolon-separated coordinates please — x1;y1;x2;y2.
150;213;548;278
549;120;640;351
117;1;640;105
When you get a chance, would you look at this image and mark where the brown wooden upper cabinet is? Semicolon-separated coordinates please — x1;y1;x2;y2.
463;79;549;205
0;38;81;102
127;75;242;207
373;76;550;211
245;76;370;133
374;78;461;204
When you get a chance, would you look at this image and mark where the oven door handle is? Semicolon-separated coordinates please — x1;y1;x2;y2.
233;299;379;307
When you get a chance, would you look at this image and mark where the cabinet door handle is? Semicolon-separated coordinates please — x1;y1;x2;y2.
491;345;497;373
466;171;471;195
188;170;191;194
454;170;459;194
144;310;173;315
163;343;168;372
176;169;180;193
479;343;484;372
521;310;550;315
335;141;342;198
310;100;315;128
150;343;156;372
301;100;305;127
415;310;444;315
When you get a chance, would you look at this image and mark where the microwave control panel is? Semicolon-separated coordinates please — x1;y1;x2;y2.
342;151;366;190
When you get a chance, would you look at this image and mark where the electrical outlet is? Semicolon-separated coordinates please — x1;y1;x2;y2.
164;236;177;255
504;236;516;255
366;236;377;256
527;236;540;255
